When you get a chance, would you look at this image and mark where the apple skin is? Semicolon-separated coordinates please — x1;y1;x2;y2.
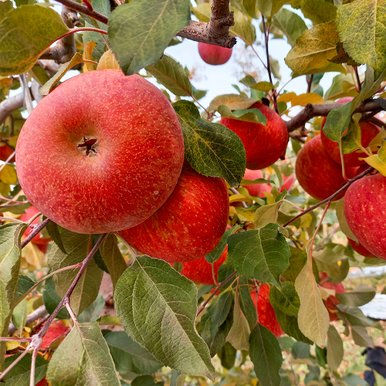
348;238;373;257
242;169;271;197
344;174;386;260
0;143;14;161
295;135;357;201
220;103;288;170
20;206;50;252
120;165;229;263
16;70;184;234
180;246;228;285
198;42;232;65
251;284;283;337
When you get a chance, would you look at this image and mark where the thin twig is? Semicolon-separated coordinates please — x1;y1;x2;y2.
283;167;373;227
0;94;24;124
54;0;108;24
21;218;51;249
29;348;39;386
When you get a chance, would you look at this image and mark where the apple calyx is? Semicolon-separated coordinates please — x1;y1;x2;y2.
77;136;98;156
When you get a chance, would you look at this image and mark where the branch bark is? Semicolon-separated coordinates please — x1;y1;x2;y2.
0;93;24;124
286;99;383;132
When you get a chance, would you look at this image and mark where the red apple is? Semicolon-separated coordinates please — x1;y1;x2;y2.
20;206;50;252
319;274;345;321
220;102;288;170
348;238;373;257
15;70;184;234
180;246;228;285
250;284;283;337
120;165;229;263
295;135;356;201
242;169;271;197
0;143;14;162
40;320;70;350
344;174;386;259
280;174;295;192
198;42;232;65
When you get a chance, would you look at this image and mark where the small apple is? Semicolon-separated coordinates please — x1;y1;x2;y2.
180;246;228;285
0;143;14;162
295;135;356;200
20;206;50;252
16;70;184;234
348;238;373;257
344;174;386;260
220;102;288;170
120;165;229;263
198;42;232;65
242;169;271;197
250;284;283;337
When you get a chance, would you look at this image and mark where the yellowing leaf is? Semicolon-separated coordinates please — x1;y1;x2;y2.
208;94;256;113
364;140;386;176
97;49;121;71
83;41;97;72
285;21;343;75
278;92;324;106
0;164;17;185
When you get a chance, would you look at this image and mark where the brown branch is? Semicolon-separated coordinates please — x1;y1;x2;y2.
21;218;51;249
8;306;48;335
283;167;374;227
53;0;108;24
0;93;24;124
286;99;383;132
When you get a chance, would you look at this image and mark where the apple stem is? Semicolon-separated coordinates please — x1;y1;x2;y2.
283;167;374;227
21;218;51;249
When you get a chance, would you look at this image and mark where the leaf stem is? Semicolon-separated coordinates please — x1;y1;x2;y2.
53;0;108;24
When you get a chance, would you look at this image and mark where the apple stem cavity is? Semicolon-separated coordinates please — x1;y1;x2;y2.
77;136;98;156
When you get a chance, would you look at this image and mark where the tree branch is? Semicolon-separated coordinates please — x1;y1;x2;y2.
54;0;108;24
0;93;24;124
21;218;51;249
286;99;383;132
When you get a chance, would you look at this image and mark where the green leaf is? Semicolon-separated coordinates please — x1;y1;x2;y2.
47;322;120;386
294;251;330;347
257;0;287;17
226;293;250;351
285;21;343;76
327;325;343;371
104;331;162;379
222;107;267;124
272;8;307;46
108;0;190;74
300;0;337;24
227;224;290;285
0;2;13;18
0;5;69;75
337;0;386;74
114;256;215;378
239;277;257;329
249;324;283;386
146;55;194;96
254;201;283;229
47;228;103;314
99;234;127;288
43;278;69;320
231;9;256;45
337;290;375;307
3;354;48;385
174;100;246;186
270;282;299;317
323;99;355;141
208;94;256;113
324;73;357;101
282;247;307;282
206;224;239;263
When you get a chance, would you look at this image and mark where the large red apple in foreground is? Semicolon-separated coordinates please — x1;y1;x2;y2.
120;165;229;263
198;42;232;65
295;135;356;201
220;103;288;170
251;284;283;337
181;247;228;285
344;174;386;259
16;70;184;234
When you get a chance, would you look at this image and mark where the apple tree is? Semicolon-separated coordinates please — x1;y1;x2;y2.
0;0;385;385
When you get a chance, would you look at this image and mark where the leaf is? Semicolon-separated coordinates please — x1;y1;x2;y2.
3;354;48;385
174;100;246;186
231;9;256;45
337;290;376;307
97;49;121;71
108;0;190;74
327;325;343;371
277;92;324;106
364;140;386;176
257;0;287;17
337;0;386;74
294;249;330;347
146;55;193;96
270;282;299;317
227;224;290;285
254;201;283;229
104;331;162;379
272;8;307;46
114;256;215;378
99;234;127;288
249;324;283;386
226;293;250;351
324;73;357;101
300;0;337;24
40;53;83;96
206;224;239;263
335;199;358;242
285;21;343;76
0;5;69;75
48;227;103;314
47;322;120;386
208;94;256;112
0;164;17;185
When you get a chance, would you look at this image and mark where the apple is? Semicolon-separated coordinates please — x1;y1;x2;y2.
319;274;345;321
344;174;386;259
281;174;295;192
250;284;283;337
40;320;69;350
120;164;229;263
0;143;14;162
348;238;373;257
295;135;357;201
20;206;50;252
220;102;288;170
180;246;228;285
198;42;232;65
242;169;271;197
15;70;184;234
